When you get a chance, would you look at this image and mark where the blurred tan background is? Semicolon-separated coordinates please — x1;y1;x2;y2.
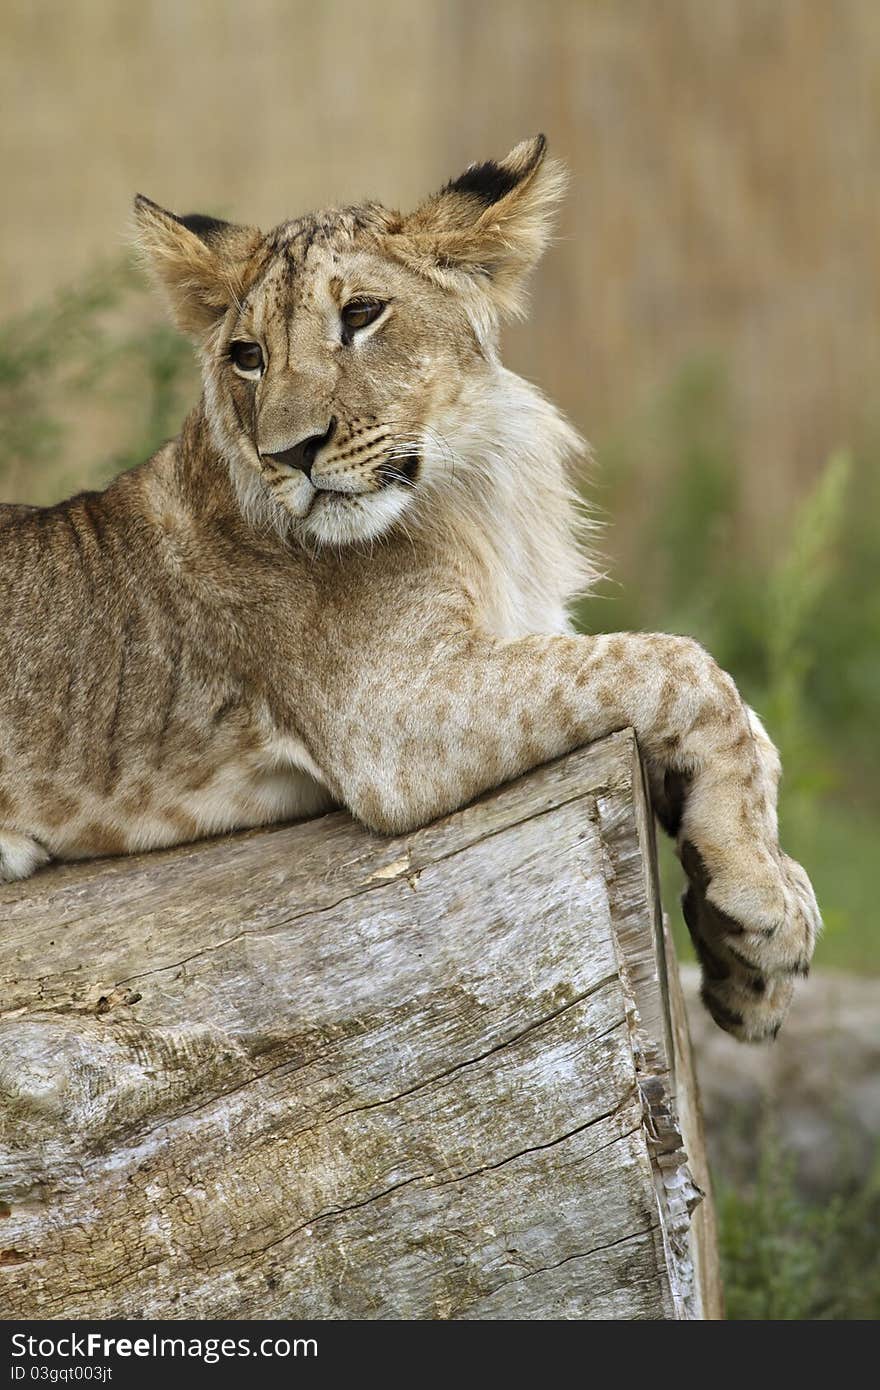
2;0;878;532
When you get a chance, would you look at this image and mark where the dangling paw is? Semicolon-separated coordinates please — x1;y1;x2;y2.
681;838;819;968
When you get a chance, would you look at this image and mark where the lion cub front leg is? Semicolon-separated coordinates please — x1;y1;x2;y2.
0;830;51;883
664;704;815;1038
569;634;821;1040
338;628;820;1042
554;633;821;1040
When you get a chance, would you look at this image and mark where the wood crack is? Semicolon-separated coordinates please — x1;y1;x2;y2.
427;1083;638;1189
478;1223;660;1302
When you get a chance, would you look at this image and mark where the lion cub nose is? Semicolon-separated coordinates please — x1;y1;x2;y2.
262;417;337;478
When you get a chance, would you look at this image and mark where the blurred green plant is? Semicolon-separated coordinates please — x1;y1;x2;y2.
0;256;197;504
717;1132;880;1319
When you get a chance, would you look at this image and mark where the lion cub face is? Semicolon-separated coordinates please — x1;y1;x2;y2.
135;136;564;545
206;218;479;547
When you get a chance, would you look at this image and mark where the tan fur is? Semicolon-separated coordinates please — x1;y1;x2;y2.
0;137;820;1040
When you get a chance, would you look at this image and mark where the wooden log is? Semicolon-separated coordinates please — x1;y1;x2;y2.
0;730;721;1320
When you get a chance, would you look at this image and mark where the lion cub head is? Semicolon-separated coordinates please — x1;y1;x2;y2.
134;136;565;546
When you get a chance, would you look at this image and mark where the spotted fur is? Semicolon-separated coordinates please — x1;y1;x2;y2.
0;137;820;1041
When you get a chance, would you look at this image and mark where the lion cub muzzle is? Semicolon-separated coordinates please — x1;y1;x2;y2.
260;416;337;479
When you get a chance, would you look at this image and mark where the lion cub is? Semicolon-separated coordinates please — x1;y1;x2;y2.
0;137;819;1039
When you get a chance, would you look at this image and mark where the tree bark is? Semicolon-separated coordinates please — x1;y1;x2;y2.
0;729;721;1320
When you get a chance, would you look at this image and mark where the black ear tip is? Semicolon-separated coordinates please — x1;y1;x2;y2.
133;198;232;245
443;159;521;207
176;212;233;243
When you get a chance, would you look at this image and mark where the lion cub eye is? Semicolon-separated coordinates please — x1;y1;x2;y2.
229;341;264;374
341;300;386;335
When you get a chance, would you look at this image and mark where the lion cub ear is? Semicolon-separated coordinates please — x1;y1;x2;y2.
393;135;566;321
132;196;262;337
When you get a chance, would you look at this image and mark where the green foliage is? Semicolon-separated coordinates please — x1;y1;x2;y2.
0;257;197;504
718;1134;880;1320
764;450;850;736
0;261;131;488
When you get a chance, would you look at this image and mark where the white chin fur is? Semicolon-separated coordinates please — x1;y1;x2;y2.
228;457;411;546
274;471;317;518
302;488;412;546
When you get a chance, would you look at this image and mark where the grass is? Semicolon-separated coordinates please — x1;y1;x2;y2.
717;1132;880;1319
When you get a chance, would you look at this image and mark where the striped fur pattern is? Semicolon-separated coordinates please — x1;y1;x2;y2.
0;137;820;1040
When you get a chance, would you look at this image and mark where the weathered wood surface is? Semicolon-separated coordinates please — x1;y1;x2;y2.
0;730;721;1320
